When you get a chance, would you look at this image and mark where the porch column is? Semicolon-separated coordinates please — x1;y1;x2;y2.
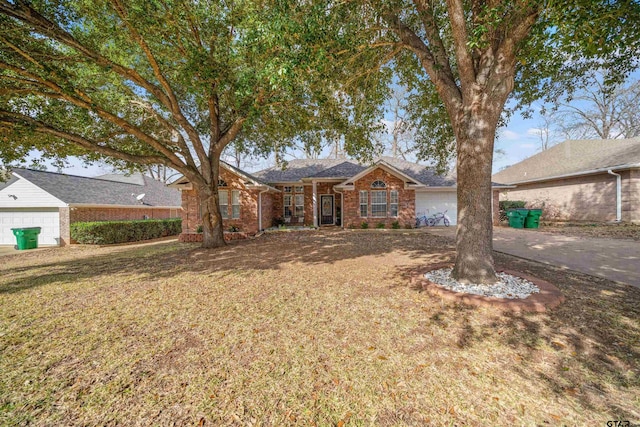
312;181;318;227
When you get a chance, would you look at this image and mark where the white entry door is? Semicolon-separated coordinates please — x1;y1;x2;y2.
0;208;60;245
415;191;457;225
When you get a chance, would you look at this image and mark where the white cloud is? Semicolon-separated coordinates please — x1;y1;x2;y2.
526;127;547;137
519;143;537;149
500;129;520;140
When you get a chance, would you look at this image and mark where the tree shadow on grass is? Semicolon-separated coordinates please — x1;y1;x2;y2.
0;230;455;295
393;252;640;420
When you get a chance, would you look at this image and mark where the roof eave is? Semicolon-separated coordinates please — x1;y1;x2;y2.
499;163;640;185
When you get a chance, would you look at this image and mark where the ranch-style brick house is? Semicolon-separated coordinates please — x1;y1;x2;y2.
493;138;640;223
172;157;509;240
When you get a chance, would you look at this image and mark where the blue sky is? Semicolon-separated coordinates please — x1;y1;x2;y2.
21;105;551;178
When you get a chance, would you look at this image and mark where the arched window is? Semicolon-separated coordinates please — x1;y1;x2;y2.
371;180;386;188
218;179;228;187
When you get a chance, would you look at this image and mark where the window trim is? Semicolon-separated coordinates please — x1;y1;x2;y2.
371;180;387;188
390;190;398;218
295;194;304;217
283;194;292;218
231;190;240;219
294;185;304;193
371;190;387;218
359;190;368;218
219;190;229;219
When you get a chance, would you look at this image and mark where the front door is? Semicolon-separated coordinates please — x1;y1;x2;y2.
320;195;334;225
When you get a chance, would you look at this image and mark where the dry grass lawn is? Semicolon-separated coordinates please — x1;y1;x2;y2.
0;230;638;426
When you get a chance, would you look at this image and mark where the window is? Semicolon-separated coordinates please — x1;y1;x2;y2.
371;180;386;188
218;179;227;187
219;191;229;219
284;194;292;218
283;186;292;193
390;190;398;217
295;194;304;217
231;190;240;219
294;185;304;193
359;190;368;217
371;190;387;217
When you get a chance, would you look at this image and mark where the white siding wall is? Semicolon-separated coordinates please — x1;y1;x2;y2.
0;176;66;208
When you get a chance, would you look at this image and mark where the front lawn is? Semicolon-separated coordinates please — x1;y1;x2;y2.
1;231;638;425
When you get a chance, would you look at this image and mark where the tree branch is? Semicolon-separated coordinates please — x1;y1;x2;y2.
445;0;475;88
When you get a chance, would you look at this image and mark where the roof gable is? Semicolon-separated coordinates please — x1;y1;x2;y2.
0;173;66;208
492;138;640;184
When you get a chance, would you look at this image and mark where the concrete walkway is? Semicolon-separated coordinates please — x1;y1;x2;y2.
425;226;640;287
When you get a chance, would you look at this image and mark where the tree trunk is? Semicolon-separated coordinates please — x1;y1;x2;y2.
199;188;226;248
451;109;500;284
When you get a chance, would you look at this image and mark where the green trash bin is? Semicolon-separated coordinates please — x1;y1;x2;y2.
11;227;41;250
506;209;528;228
524;209;543;229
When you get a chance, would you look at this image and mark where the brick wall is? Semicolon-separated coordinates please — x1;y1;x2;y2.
343;167;415;228
499;172;620;222
180;168;274;235
627;169;640;222
59;207;71;246
271;184;313;226
492;190;500;225
315;182;342;226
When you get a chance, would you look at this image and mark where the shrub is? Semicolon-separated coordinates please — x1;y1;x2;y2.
404;223;413;229
71;218;182;245
228;225;240;232
360;221;369;229
499;200;526;222
196;224;203;233
273;217;285;227
376;222;385;229
391;221;401;229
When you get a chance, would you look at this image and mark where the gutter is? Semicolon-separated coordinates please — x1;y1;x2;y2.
499;163;640;185
608;170;622;222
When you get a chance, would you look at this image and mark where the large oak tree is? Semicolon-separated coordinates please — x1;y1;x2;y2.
335;0;640;283
0;0;383;247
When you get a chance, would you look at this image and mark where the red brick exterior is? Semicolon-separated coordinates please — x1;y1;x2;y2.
499;170;640;222
342;167;415;228
271;184;314;225
315;182;342;226
59;207;71;246
492;190;500;226
180;167;275;236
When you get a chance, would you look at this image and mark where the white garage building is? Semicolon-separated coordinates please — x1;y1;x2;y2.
0;168;181;246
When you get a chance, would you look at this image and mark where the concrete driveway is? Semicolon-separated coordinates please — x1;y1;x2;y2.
425;226;640;287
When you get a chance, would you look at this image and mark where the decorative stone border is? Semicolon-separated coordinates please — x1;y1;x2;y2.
409;263;565;312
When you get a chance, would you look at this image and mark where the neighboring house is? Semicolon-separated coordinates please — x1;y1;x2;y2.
173;157;508;240
0;169;182;246
492;138;640;222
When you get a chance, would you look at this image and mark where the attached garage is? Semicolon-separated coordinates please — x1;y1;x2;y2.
0;208;61;245
415;190;458;225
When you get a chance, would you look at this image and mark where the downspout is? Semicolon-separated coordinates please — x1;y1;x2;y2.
258;188;269;231
608;170;622;222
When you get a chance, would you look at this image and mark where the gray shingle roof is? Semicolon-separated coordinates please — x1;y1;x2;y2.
492;138;640;184
308;161;367;178
379;156;457;187
253;157;457;187
10;168;181;207
253;159;347;182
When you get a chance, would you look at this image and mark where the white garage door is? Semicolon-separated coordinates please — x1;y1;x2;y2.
0;209;60;246
415;191;457;225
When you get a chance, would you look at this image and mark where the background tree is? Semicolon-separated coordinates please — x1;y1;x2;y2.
335;0;640;283
0;0;383;247
553;72;640;140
